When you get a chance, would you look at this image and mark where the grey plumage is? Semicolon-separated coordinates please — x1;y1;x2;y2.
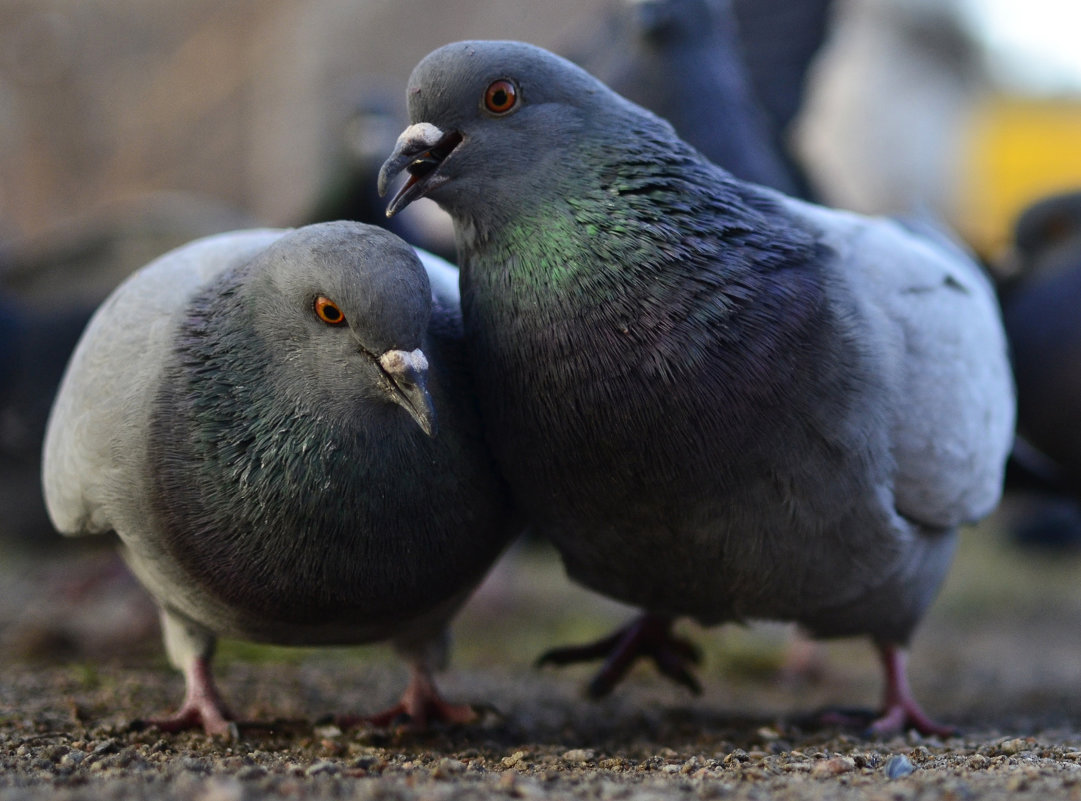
378;40;1014;734
42;221;512;735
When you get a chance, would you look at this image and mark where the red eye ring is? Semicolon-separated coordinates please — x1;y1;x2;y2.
484;79;519;114
314;296;346;326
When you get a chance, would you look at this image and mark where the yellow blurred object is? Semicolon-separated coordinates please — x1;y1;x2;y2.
957;94;1081;260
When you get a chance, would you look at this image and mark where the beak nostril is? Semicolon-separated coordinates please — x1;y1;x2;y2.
378;348;436;437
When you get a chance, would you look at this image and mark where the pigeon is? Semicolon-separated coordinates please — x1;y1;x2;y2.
574;0;806;196
378;40;1014;735
1000;190;1081;498
41;221;513;736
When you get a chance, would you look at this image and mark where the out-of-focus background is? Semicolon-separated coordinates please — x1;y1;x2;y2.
3;0;1081;681
3;0;1081;254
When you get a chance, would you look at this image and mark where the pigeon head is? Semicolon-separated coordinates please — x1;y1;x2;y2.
378;40;678;225
240;221;438;436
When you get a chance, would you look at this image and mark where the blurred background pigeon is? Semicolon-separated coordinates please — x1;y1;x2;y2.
571;0;825;198
0;193;255;549
998;189;1081;548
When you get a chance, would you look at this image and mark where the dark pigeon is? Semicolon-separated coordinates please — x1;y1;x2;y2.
42;221;513;736
1;192;256;548
577;0;806;196
999;190;1081;541
379;40;1014;735
731;0;833;199
0;293;96;548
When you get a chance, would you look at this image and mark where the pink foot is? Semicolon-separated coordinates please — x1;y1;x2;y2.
868;644;957;737
536;613;702;698
340;666;476;730
147;656;235;737
819;643;956;737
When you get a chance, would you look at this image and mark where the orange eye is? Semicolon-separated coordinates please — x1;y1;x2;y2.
484;79;519;114
314;296;346;326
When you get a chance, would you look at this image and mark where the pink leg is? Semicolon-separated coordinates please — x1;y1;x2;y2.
341;664;476;730
148;655;235;737
868;643;957;737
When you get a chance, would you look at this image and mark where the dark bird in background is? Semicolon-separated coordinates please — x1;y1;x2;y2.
731;0;833;199
42;221;513;736
0;193;254;549
0;293;97;549
303;86;457;261
575;0;828;199
998;190;1081;546
379;40;1014;735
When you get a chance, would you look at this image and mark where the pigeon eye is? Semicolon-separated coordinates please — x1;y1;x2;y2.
484;79;519;114
314;296;346;326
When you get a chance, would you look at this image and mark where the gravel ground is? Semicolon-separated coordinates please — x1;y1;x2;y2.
3;505;1081;801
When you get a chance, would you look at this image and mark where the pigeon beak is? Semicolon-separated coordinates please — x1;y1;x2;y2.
378;123;463;218
378;348;438;437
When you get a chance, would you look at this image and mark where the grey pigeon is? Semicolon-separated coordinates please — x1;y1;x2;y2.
41;221;512;736
577;0;804;196
378;40;1014;735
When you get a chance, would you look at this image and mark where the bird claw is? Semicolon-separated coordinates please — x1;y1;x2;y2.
816;703;958;738
538;614;703;698
652;647;704;696
144;703;237;739
338;665;477;731
358;698;477;730
867;702;959;738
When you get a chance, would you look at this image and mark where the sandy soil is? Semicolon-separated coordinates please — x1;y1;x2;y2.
3;505;1081;801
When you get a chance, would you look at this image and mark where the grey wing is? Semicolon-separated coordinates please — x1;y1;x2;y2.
844;213;1015;527
41;228;289;537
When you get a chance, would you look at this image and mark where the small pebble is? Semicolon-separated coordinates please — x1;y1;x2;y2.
811;756;855;777
502;750;529;768
431;757;466;779
997;737;1032;756
885;754;916;779
91;740;119;757
562;749;595;764
306;760;339;777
